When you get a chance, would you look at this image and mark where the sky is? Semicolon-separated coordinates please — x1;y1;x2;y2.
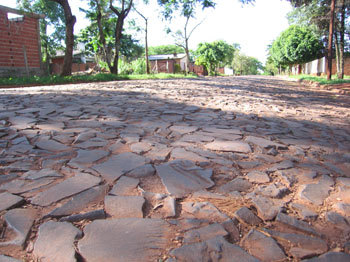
4;0;292;64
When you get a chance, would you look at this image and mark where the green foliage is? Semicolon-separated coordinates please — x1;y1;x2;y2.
232;52;263;75
118;58;146;75
0;73;197;87
17;0;65;63
195;40;236;75
289;74;350;85
148;45;184;55
268;25;324;68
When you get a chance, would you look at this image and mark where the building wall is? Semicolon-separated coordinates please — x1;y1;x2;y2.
295;57;350;76
51;61;96;75
0;7;42;77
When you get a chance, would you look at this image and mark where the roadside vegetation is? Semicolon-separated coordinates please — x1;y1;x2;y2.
0;73;197;87
289;74;350;85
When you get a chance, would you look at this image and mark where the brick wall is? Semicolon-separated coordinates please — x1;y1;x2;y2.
0;7;42;77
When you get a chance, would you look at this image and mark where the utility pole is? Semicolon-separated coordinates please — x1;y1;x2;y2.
327;0;336;80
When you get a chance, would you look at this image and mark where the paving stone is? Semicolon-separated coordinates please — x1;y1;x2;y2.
170;236;260;262
0;173;18;184
0;209;36;247
156;160;214;197
73;131;95;144
234;207;262;226
145;145;172;161
23;168;63;180
301;252;350;262
48;184;107;217
192;190;227;200
31;173;101;206
126;164;155;178
325;212;349;229
184;223;228;243
179;134;215;143
246;171;270;183
222;219;240;242
75;137;108;149
105;195;145;218
170;125;198;134
69;149;109;167
205;140;252;153
0;177;56;194
237;161;261;169
35;137;69;152
290;203;318;220
275;212;318;235
299;175;334;206
109;176;139;196
337;177;350;188
130;142;152;154
78;218;170;262
93;152;147;182
182;201;229;222
251;195;283;221
265;229;328;258
218;178;253;193
34;221;82;262
255;183;289;198
171;147;208;162
241;229;286;261
333;203;350;217
267;160;295;172
59;209;106;222
245;136;287;149
163;196;176;218
0;255;22;262
0;192;24;212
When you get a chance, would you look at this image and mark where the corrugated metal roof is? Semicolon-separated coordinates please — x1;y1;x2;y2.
148;53;186;61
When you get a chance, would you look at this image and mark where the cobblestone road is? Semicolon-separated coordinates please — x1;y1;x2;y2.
0;76;350;262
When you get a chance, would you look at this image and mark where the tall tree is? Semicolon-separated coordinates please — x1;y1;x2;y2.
109;0;133;74
50;0;76;76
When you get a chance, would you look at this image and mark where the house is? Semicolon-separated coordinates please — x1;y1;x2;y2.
0;5;44;77
292;56;350;76
50;49;96;75
148;53;188;73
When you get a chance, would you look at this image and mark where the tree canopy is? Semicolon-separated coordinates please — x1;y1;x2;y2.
195;40;236;75
269;25;323;69
148;45;184;55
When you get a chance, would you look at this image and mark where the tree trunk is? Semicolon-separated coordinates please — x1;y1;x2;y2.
145;18;150;74
52;0;76;76
110;16;124;74
95;0;111;70
327;0;336;80
185;39;190;75
338;0;345;79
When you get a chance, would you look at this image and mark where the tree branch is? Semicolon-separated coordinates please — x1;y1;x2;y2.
187;17;205;40
110;0;121;16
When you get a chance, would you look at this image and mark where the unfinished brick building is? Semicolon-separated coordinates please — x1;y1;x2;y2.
0;5;43;77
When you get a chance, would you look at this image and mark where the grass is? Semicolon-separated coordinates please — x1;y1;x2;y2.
289;74;350;85
0;73;197;87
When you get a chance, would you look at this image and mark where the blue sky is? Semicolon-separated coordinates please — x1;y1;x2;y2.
5;0;292;64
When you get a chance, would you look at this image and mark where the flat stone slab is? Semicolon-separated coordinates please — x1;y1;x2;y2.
126;164;155;178
234;207;262;226
205;140;252;153
182;201;229;222
69;149;109;167
218;178;253;193
171;148;208;162
276;212;318;235
241;229;286;261
299;175;334;206
105;195;145;218
36;137;70;152
170;125;198;134
170;236;260;262
0;209;36;247
184;223;228;243
78;218;170;262
92;152;147;182
0;255;22;262
156;160;214;197
23;168;63;180
245;136;287;149
34;221;82;262
251;195;283;221
0;192;24;212
31;173;101;206
246;171;270;184
48;185;107;217
109;176;139;196
302;252;350;262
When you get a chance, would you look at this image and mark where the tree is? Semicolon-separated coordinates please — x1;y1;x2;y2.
195;40;236;75
133;6;150;74
17;0;65;74
109;0;133;74
232;52;263;75
51;0;76;76
269;25;323;73
148;45;184;55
